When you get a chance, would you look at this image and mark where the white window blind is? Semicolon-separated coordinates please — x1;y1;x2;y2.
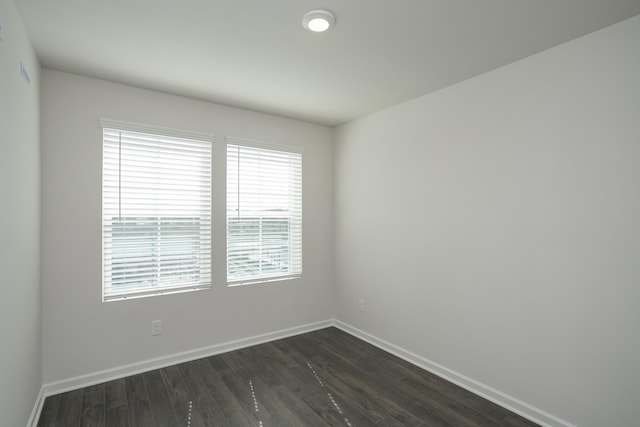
226;138;302;285
101;119;213;301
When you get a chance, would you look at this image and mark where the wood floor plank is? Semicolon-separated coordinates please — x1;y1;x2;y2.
399;372;503;426
103;380;128;427
501;413;543;426
317;384;396;427
177;361;226;426
192;357;251;422
228;345;283;388
312;331;496;426
220;412;260;427
315;327;381;361
254;342;316;399
261;341;298;368
220;346;279;385
124;374;154;427
347;338;511;424
80;387;105;427
270;383;333;426
37;393;61;427
247;343;291;387
377;414;425;427
249;377;306;427
104;379;127;411
53;389;84;427
286;335;414;424
105;405;129;427
206;353;230;371
160;365;206;426
300;389;390;427
310;331;503;427
142;370;180;427
305;358;396;424
270;336;305;363
216;366;281;426
308;352;451;426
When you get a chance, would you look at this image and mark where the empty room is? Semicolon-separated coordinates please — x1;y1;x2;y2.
2;1;639;426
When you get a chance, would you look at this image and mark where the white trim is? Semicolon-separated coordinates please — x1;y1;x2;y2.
227;274;302;287
226;135;304;154
333;320;575;427
27;386;45;427
99;117;215;142
41;320;331;397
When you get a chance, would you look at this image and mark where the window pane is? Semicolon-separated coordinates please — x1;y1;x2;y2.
226;140;302;285
102;125;212;301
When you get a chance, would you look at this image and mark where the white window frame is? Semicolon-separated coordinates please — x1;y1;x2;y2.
226;137;303;286
101;118;213;301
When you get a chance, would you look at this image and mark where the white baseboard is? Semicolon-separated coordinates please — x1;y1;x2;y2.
27;386;45;427
41;319;332;399
333;320;574;427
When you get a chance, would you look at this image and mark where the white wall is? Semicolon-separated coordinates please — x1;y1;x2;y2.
41;70;334;384
334;15;640;427
0;1;41;425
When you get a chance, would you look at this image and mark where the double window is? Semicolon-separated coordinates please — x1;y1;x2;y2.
101;121;302;301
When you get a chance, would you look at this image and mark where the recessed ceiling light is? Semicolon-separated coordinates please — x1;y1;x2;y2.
302;10;335;33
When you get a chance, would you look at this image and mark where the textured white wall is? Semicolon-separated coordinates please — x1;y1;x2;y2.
334;16;640;427
0;1;42;425
41;70;334;384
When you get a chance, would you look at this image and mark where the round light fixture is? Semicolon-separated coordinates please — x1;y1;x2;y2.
302;9;335;33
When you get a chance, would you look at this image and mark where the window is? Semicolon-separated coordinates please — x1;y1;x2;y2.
226;138;302;285
101;119;213;301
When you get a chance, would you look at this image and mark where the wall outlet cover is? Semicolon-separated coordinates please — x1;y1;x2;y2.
151;320;163;336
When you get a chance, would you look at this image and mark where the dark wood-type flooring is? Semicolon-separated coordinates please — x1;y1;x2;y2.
37;327;539;426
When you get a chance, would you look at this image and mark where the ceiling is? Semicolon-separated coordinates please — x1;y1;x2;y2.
14;0;640;126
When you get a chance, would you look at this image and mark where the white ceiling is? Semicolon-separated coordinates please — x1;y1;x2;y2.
15;0;640;126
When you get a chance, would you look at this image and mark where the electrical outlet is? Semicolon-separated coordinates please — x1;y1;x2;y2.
357;299;365;313
151;320;163;336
